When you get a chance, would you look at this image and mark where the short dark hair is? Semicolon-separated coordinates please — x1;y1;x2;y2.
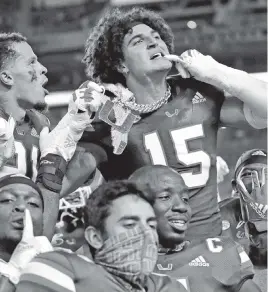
83;7;174;86
129;165;186;202
83;180;155;232
0;32;27;70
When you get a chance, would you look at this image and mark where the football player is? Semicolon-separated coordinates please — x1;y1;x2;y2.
130;165;262;292
0;32;95;191
16;181;187;292
51;188;87;252
220;149;267;291
0;32;99;240
0;175;52;292
52;155;230;253
79;7;267;241
0;32;49;175
0;111;93;292
51;167;104;252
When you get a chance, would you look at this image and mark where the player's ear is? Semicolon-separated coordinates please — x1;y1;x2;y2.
84;226;104;250
231;179;238;193
116;62;129;76
0;70;14;86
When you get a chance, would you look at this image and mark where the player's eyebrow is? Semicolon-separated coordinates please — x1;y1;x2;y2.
159;186;189;197
0;188;17;196
0;190;19;200
127;34;143;46
181;187;189;195
128;27;161;46
0;188;40;200
28;55;37;64
24;192;41;200
160;186;175;192
127;29;160;46
119;215;156;222
119;215;140;222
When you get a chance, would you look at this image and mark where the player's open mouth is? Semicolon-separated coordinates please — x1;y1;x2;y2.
169;220;187;231
150;52;165;60
11;219;24;230
41;77;49;96
43;86;49;96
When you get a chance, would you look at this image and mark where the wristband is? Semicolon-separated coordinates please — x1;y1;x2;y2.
36;154;67;193
0;261;20;285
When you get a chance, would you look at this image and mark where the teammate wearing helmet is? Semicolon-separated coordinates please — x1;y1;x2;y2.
220;149;267;291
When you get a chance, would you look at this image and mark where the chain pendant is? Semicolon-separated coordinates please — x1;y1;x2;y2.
97;83;171;154
99;100;138;133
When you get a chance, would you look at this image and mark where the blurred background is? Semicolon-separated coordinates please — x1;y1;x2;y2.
1;0;267;198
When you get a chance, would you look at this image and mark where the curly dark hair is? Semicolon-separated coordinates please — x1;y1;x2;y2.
0;32;27;70
83;180;155;233
83;7;174;85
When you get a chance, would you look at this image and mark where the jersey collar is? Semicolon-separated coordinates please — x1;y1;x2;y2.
158;241;190;255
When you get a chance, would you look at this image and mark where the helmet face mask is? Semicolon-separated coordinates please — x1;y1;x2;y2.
234;152;267;247
58;187;89;229
59;187;88;211
52;188;89;250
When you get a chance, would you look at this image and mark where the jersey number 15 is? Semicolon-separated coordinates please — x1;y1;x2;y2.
144;124;211;188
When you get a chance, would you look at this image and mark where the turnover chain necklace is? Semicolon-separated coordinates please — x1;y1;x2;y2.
101;83;171;155
113;83;171;114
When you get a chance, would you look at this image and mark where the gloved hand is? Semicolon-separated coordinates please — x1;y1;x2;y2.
6;209;53;285
39;110;92;162
39;83;104;161
164;50;220;84
0;116;16;168
69;81;105;114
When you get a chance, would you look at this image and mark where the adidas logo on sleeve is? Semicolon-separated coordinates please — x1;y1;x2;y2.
192;92;206;104
189;256;210;267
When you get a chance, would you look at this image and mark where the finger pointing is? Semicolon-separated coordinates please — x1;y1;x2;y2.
164;54;185;64
22;209;34;241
